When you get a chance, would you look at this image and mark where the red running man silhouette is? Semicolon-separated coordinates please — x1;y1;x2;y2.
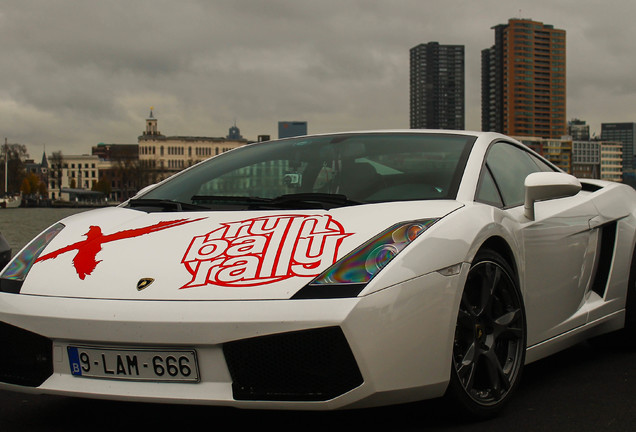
36;218;204;280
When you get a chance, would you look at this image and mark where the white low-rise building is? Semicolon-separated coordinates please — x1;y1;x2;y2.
138;109;248;183
48;154;112;201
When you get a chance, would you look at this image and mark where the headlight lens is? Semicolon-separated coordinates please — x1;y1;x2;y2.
291;219;437;299
0;223;65;293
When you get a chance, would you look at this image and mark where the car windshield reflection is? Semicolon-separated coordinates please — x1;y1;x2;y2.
133;132;476;211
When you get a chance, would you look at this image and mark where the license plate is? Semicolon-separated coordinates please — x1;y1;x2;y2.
67;346;199;382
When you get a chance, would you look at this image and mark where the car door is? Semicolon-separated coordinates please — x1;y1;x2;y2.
476;140;599;346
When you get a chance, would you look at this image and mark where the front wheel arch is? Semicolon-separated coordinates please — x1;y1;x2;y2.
478;236;519;281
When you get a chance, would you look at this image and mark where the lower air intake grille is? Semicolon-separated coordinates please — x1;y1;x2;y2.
0;321;53;387
223;326;363;401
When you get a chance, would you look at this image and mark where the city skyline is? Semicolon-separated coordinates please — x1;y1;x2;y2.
2;1;636;157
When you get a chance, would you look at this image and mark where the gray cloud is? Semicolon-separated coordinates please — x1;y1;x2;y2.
1;0;635;156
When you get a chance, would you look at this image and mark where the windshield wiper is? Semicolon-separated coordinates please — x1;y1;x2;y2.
265;193;363;209
127;198;210;212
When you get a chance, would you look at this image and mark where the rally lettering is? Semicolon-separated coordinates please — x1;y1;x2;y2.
292;233;347;276
181;215;352;288
216;256;260;283
185;258;226;288
226;236;266;256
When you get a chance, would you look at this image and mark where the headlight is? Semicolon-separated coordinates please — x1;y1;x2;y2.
0;223;65;293
292;219;438;299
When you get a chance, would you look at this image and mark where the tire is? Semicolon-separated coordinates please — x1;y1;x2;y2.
446;249;527;418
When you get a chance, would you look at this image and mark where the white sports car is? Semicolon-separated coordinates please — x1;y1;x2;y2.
1;130;635;417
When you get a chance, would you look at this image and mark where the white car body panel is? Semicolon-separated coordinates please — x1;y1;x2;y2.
21;201;462;301
1;130;635;411
0;268;466;409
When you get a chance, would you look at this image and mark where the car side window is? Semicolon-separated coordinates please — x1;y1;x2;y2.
476;166;504;207
479;141;545;208
528;153;557;173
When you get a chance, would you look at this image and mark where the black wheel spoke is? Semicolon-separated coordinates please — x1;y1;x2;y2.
457;310;475;332
493;308;522;340
480;263;500;313
460;291;479;319
456;342;478;388
483;348;511;393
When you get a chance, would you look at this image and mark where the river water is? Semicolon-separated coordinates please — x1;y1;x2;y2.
0;207;92;256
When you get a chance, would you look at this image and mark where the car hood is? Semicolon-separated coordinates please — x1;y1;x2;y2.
20;201;462;300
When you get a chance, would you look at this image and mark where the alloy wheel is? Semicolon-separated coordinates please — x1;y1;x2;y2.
452;255;526;410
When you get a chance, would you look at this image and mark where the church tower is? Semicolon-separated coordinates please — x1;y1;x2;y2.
144;107;160;136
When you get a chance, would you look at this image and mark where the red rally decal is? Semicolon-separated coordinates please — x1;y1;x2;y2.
36;218;205;280
181;214;353;288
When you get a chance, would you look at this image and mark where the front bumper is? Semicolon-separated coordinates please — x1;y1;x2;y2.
0;267;466;410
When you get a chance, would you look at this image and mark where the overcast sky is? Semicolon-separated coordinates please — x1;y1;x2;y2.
1;0;635;158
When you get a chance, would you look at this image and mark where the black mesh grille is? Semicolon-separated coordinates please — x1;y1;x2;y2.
223;327;363;401
0;321;53;387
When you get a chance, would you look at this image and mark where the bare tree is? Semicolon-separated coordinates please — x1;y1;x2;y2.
49;151;65;199
1;142;28;195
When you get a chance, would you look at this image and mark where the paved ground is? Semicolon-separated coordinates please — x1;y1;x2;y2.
0;337;634;431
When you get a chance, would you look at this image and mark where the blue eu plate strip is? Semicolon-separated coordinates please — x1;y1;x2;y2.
67;347;82;376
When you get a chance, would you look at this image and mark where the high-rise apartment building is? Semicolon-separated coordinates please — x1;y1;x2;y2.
599;141;624;182
568;119;590;141
278;121;308;139
482;19;566;139
601;122;636;171
601;122;636;186
410;42;465;130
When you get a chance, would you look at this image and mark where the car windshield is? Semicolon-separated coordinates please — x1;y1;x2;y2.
132;132;476;211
